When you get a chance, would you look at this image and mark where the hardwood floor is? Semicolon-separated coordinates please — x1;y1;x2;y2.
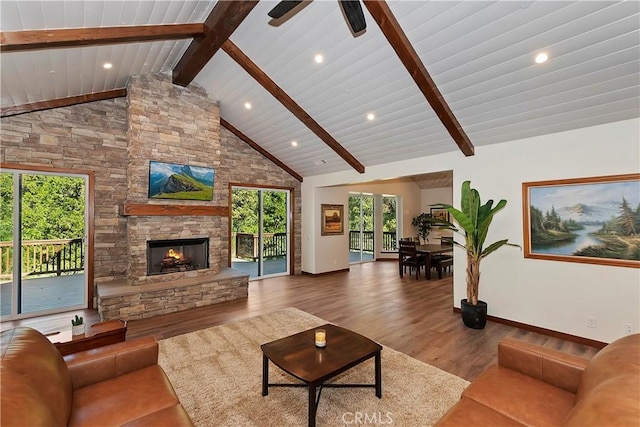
1;261;599;382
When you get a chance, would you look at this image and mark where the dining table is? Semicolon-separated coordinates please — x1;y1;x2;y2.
400;244;453;280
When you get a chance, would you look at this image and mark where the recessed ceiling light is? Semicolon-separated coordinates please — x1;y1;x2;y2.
367;113;375;121
244;102;252;109
291;141;298;147
314;54;324;64
534;52;549;64
103;62;112;69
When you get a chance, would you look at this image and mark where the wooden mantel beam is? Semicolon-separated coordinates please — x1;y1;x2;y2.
363;0;475;156
172;0;259;87
222;39;365;174
0;24;204;52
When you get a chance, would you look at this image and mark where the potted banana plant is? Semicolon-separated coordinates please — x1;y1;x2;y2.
428;181;520;328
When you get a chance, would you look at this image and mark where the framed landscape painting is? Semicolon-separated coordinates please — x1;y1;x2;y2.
430;207;450;223
522;173;640;268
148;161;214;201
321;204;344;236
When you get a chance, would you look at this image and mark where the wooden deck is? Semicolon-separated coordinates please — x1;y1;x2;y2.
0;273;85;317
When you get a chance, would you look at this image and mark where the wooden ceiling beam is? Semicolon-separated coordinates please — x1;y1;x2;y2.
222;40;365;174
363;0;475;156
0;24;203;52
172;0;259;87
0;89;126;117
221;118;303;182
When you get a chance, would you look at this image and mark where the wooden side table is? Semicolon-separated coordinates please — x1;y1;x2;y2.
47;319;127;356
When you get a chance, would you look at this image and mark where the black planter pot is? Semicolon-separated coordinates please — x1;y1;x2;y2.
460;299;487;329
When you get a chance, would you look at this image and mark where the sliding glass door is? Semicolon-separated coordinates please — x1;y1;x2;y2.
349;193;375;263
231;186;290;279
1;169;88;319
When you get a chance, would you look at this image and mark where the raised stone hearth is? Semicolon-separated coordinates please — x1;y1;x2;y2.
97;268;248;321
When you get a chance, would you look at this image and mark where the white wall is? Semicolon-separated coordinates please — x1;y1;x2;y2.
302;180;421;272
312;186;350;273
302;118;640;343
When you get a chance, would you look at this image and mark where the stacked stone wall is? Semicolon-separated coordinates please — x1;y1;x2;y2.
126;74;226;285
0;99;130;288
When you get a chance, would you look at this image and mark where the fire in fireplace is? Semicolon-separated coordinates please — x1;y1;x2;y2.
147;238;209;276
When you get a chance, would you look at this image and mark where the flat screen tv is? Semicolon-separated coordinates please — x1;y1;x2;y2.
148;161;214;201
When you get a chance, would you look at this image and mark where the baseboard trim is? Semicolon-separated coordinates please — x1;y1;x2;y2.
301;268;350;276
452;307;607;349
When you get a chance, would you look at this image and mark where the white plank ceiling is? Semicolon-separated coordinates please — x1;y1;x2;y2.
1;0;639;178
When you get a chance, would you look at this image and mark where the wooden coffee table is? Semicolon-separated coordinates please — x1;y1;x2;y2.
261;324;382;427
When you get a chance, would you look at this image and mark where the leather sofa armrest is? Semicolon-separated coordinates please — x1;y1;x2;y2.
498;337;590;393
64;336;159;390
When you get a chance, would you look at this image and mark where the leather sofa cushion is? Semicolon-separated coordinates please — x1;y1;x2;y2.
462;365;575;426
435;396;525;427
498;337;588;393
1;327;73;425
64;337;159;390
68;365;180;427
576;334;640;403
564;374;640;426
0;367;57;426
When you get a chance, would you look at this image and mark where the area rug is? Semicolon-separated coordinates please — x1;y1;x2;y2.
158;307;468;426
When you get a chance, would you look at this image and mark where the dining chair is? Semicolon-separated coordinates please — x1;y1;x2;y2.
399;240;426;279
431;236;454;279
440;236;454;246
431;256;453;279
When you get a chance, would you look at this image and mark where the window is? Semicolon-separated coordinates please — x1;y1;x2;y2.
382;195;398;252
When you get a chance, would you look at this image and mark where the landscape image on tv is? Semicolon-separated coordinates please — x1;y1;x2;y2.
148;161;214;201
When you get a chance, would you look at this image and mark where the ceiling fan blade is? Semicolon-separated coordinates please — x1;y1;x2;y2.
268;1;304;19
339;0;366;34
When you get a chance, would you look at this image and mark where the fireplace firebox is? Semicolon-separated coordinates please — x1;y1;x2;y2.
147;238;209;276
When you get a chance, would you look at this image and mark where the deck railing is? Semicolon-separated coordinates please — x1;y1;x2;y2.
233;232;287;259
0;238;84;279
349;231;397;252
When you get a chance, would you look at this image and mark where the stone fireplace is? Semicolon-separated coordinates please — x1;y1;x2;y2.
96;73;249;321
147;237;209;276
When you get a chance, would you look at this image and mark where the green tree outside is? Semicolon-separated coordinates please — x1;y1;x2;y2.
1;173;85;240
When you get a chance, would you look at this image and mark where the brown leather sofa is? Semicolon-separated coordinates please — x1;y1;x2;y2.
437;333;640;426
1;326;193;426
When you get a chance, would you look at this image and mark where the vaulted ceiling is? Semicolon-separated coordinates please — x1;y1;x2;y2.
2;1;639;181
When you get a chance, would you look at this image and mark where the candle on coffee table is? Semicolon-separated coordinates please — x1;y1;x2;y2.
315;329;326;347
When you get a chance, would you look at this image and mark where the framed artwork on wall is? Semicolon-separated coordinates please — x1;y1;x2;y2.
522;173;640;268
321;204;344;236
430;207;450;223
148;161;214;201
